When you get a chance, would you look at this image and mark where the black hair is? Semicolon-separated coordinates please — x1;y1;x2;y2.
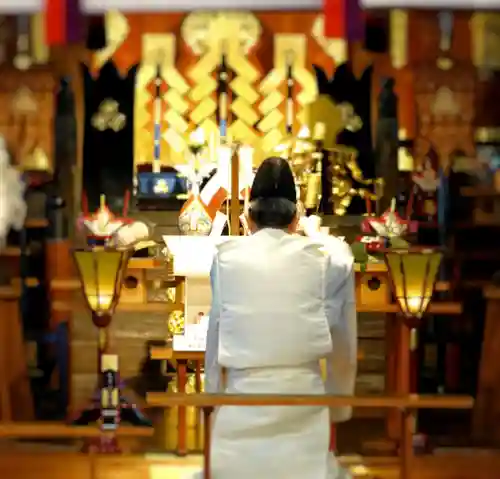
248;157;297;229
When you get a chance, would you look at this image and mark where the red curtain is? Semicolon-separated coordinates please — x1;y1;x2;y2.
45;0;67;45
324;0;347;38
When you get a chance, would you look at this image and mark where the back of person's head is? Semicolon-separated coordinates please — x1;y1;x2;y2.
248;157;297;230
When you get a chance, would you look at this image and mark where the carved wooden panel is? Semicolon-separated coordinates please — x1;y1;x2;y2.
473;290;500;446
408;11;472;66
476;72;500;127
414;64;476;168
0;68;56;168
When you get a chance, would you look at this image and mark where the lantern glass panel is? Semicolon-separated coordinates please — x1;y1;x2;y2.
73;249;129;315
385;250;443;318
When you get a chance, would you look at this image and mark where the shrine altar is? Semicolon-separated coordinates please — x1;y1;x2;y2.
49;236;462;454
149;241;461;455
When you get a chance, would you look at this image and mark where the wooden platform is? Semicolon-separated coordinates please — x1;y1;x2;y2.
0;450;499;479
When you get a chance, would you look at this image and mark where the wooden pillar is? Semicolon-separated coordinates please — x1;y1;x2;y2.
472;285;500;445
386;313;399;440
0;286;33;420
46;195;73;411
387;314;411;442
176;360;188;456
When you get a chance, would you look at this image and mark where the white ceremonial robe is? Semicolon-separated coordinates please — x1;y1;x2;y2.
192;228;357;479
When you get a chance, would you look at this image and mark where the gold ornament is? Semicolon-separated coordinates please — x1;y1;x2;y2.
337;103;363;132
91;99;126;132
167;310;185;338
329;146;384;216
275;126;322;211
166;288;176;303
311;15;347;64
21;146;51;173
307;94;383;215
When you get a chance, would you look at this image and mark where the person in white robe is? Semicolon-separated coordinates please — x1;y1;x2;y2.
199;157;357;479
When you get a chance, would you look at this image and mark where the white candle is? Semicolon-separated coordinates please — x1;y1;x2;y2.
239;145;254;206
238;146;254;180
217;146;232;193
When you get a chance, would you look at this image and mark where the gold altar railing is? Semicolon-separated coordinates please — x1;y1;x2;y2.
147;392;474;479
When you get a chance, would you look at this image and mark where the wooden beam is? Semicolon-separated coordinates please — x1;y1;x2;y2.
461;186;500;197
146;392;473;409
0;286;20;300
358;302;462;314
484;285;500;300
151;347;369;362
0;423;153;438
51;301;182;313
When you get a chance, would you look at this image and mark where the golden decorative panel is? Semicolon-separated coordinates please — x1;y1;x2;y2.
127;13;322;167
258;34;317;153
135;33;190;166
182;12;261;144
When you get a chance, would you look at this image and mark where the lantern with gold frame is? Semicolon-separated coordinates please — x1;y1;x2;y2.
384;247;443;392
71;246;152;429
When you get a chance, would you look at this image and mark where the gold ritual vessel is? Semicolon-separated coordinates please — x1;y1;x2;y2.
276;126;323;213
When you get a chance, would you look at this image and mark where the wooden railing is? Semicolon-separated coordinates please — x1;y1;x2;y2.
0;423;153;438
147;392;474;479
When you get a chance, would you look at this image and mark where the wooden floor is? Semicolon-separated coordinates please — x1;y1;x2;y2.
0;450;500;479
